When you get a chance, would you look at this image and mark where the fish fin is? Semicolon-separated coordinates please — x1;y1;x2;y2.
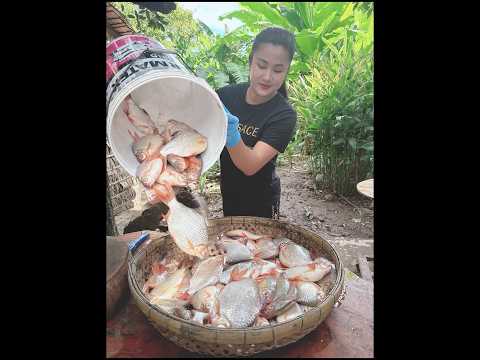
177;292;190;301
152;262;167;275
266;268;279;277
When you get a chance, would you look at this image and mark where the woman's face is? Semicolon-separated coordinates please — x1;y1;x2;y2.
249;43;291;100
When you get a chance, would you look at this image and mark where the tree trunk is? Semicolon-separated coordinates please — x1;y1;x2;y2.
107;171;119;236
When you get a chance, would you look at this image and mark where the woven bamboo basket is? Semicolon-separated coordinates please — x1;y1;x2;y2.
128;216;345;357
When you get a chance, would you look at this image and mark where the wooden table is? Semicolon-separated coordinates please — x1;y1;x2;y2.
106;270;373;358
357;179;374;199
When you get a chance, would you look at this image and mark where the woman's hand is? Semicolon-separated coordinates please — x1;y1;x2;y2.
224;105;241;148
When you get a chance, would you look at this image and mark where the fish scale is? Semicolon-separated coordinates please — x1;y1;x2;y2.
219;278;261;328
160;130;207;158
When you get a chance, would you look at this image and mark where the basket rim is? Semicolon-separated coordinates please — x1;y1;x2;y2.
128;216;345;332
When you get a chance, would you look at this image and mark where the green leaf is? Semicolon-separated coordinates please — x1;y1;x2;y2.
239;2;293;30
220;9;260;25
296;29;320;57
340;2;355;22
279;6;304;31
127;14;135;19
333;138;345;145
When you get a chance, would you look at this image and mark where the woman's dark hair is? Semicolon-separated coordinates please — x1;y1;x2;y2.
248;27;296;99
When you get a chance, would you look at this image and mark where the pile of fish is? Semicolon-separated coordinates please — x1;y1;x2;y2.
142;229;336;329
123;95;210;259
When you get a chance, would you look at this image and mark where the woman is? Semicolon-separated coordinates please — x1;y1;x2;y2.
217;27;297;219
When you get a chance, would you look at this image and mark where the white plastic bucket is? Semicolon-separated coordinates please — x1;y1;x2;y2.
106;35;227;177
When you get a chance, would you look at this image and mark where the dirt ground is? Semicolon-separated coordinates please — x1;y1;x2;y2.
115;157;374;275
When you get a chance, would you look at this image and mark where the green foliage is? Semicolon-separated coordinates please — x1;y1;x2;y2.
288;8;373;195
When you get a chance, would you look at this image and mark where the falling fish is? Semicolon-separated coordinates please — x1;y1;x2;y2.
122;95;158;136
156;165;188;187
152;182;209;259
218;238;254;264
187;255;225;296
167;154;188;173
225;229;271;241
284;262;332;282
136;157;164;188
293;280;327;306
219;278;262;328
132;134;165;163
160;130;207;158
276;302;303;323
184;156;203;190
279;240;312;268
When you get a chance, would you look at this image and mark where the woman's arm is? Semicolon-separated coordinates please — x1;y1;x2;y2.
227;140;279;176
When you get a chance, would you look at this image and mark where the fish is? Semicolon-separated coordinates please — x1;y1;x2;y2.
187;255;225;296
167;154;188;173
276;302;303;323
253;316;270;327
260;273;297;319
151;298;189;316
245;239;258;254
122;95;158;136
184;156;203;190
279;241;312;268
219;278;262;328
142;261;169;294
217;238;254;264
152;182;209;258
256;276;278;310
136;157;164;188
209;315;231;328
144;183;168;205
132;134;165;163
218;233;247;245
293;280;327;306
189;285;221;321
254;238;280;259
166;119;195;137
160;130;207;158
149;267;191;302
156;165;188;187
225;229;271;241
219;259;279;284
284;262;332;282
